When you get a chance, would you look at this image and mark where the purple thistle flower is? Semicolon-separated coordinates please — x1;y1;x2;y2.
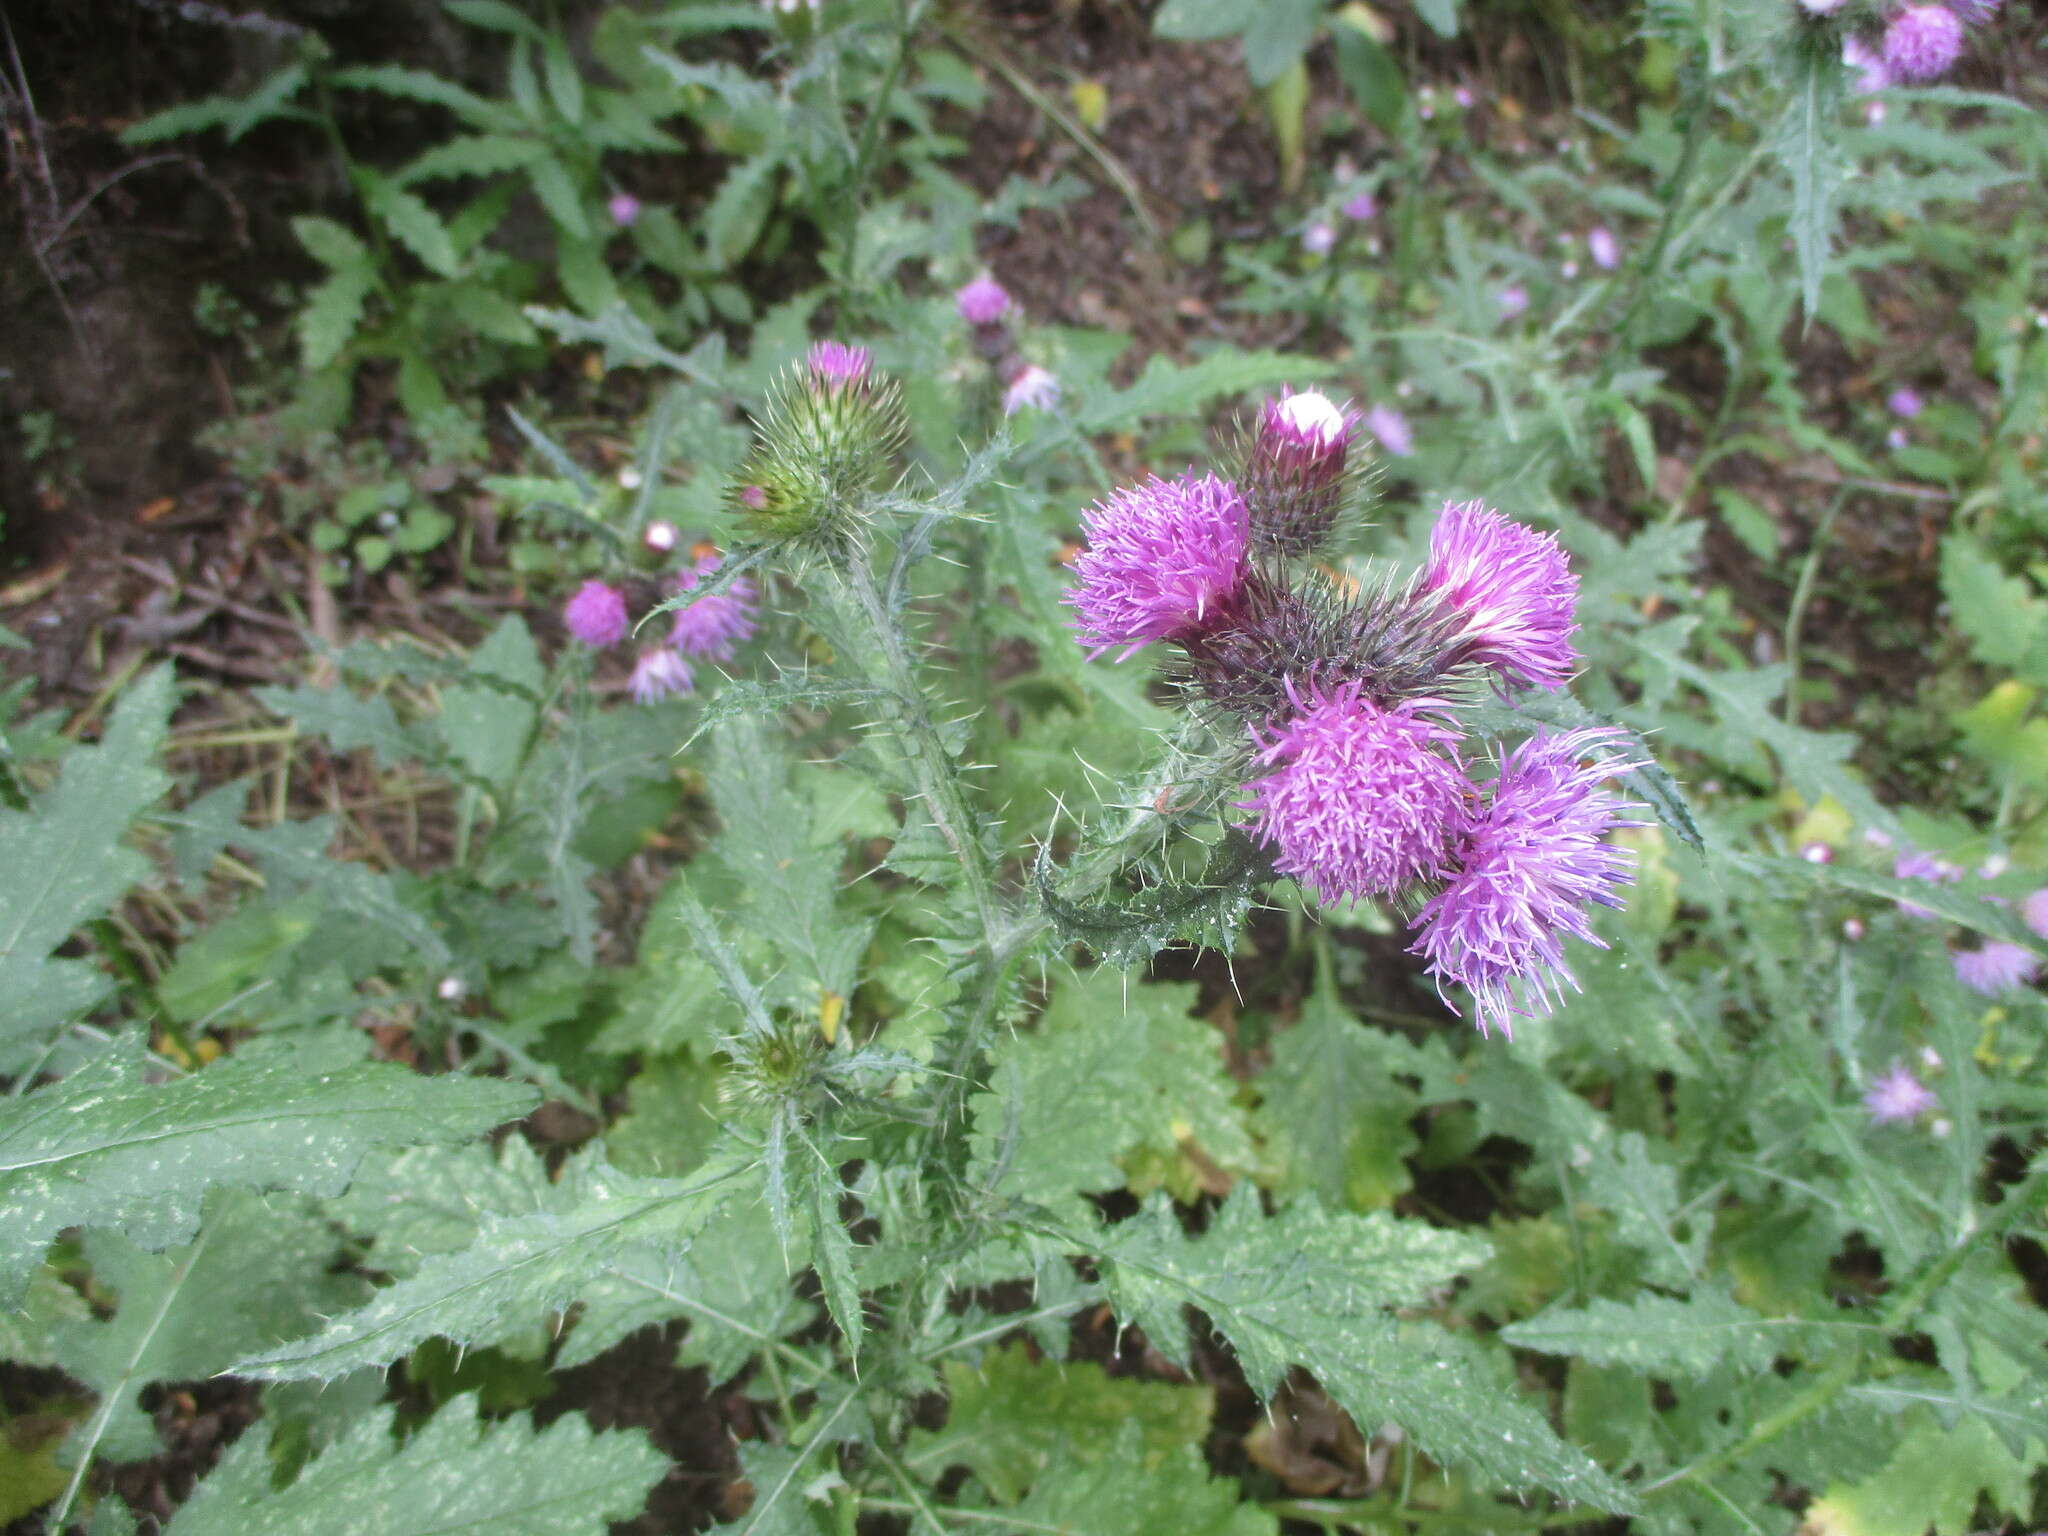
1411;728;1645;1037
1864;1063;1937;1124
1003;365;1061;416
1498;285;1530;318
1341;192;1378;222
807;340;872;384
564;580;629;649
1423;500;1580;692
668;553;759;662
1893;850;1961;920
1302;221;1337;255
1887;386;1924;418
1064;472;1251;659
608;193;642;228
1588;226;1621;271
1363;405;1413;458
955;274;1012;325
1241;679;1471;904
1954;941;2039;996
1883;4;1964;80
1844;36;1891;93
2022;887;2048;939
628;647;694;704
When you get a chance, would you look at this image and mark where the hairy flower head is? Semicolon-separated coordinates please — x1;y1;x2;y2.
1242;679;1470;904
1887;386;1924;418
1953;941;2039;996
955;274;1012;325
1883;4;1964;79
1588;226;1621;271
1423;500;1580;692
1864;1063;1937;1123
1341;191;1378;221
1411;728;1645;1036
807;340;872;384
628;647;694;703
564;580;629;649
1003;365;1061;416
1065;472;1250;658
669;553;759;661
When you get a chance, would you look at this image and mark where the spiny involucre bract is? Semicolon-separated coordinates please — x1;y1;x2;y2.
1412;728;1644;1037
1064;472;1250;659
1242;390;1360;559
731;342;906;549
1242;679;1470;904
1423;500;1580;692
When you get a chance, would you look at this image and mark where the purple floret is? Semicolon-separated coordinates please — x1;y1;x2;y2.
2023;887;2048;940
1864;1063;1937;1124
1423;500;1581;692
955;275;1012;325
1064;472;1251;659
1411;728;1645;1037
564;580;630;649
1953;941;2040;996
1363;404;1413;457
1883;4;1964;80
808;340;872;384
668;554;759;662
628;647;694;704
1892;850;1961;921
1242;679;1471;904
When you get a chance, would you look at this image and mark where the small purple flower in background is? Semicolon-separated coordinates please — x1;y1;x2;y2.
1412;728;1645;1036
642;520;680;556
1887;386;1924;418
1883;3;1964;80
607;193;642;228
628;647;694;704
1498;284;1530;318
1453;85;1475;108
1301;221;1337;255
1242;680;1470;904
1843;916;1867;941
669;553;759;662
1953;941;2040;996
564;580;630;649
1864;1063;1937;1124
1064;472;1250;659
807;340;872;384
1801;841;1834;864
1363;404;1413;457
1003;364;1061;416
2022;887;2048;939
1886;426;1910;450
1341;191;1378;222
1844;37;1890;93
955;274;1012;325
1588;227;1621;271
1893;850;1961;920
1560;259;1581;280
1423;500;1581;692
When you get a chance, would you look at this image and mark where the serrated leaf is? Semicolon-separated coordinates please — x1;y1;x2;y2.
328;63;507;127
525;155;589;242
292;215;371;272
442;616;541;788
256;683;434;772
970;969;1254;1212
165;1397;666;1536
804;1155;863;1360
234;815;452;966
906;1341;1213;1502
1787;47;1846;324
0;667;174;1062
299;268;374;371
993;1423;1275;1536
703;154;780;266
396;132;546;185
1151;0;1260;40
1089;1186;1632;1510
366;177;462;277
237;1152;746;1380
1079;349;1335;433
1805;1410;2036;1536
1503;1288;1782;1379
0;1033;535;1305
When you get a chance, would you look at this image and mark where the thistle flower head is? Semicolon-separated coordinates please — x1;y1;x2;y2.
1003;365;1061;416
733;347;906;548
1498;285;1530;318
2022;887;2048;939
1302;221;1337;255
1887;386;1924;418
1844;36;1891;92
669;553;759;661
1883;4;1964;79
1892;850;1961;920
608;193;642;227
628;647;694;703
1423;500;1580;692
1241;679;1471;904
1241;390;1361;559
1864;1063;1937;1123
955;274;1012;325
1341;191;1378;222
1588;226;1621;271
564;580;630;649
1411;728;1645;1037
1953;941;2039;996
1064;472;1250;659
1364;404;1414;458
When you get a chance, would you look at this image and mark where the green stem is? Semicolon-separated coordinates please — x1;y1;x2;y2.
840;0;928;284
1780;491;1847;728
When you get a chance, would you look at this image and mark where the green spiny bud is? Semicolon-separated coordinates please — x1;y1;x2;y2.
731;342;908;550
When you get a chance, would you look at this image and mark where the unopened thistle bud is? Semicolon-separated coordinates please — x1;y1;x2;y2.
730;341;907;549
1240;389;1362;560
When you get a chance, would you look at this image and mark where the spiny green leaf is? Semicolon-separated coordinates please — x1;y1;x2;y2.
366;177;462;278
992;1423;1275;1536
1078;348;1336;433
1503;1288;1784;1379
0;1034;535;1305
166;1397;666;1536
298;268;374;371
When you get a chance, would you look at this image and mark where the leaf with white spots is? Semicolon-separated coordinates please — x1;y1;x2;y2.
165;1396;666;1536
0;1033;536;1305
